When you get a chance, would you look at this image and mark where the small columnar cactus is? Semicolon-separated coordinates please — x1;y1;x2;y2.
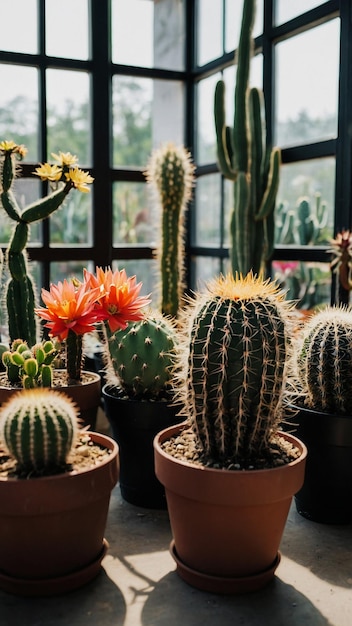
0;388;78;473
293;307;352;415
0;140;94;346
1;339;58;387
178;273;292;463
105;313;179;400
214;0;281;276
145;142;195;318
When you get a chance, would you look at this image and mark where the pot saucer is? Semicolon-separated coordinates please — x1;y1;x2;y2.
0;539;109;597
170;540;281;594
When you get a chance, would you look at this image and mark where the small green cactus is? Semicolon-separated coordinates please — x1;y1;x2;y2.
146;142;195;318
293;306;352;415
0;140;94;346
0;388;78;474
214;0;281;276
105;312;179;400
1;339;58;387
177;273;292;463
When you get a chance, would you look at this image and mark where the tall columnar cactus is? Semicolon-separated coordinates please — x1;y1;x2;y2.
0;388;78;473
214;0;281;276
105;312;179;400
179;273;291;462
145;142;195;318
0;140;93;346
294;307;352;415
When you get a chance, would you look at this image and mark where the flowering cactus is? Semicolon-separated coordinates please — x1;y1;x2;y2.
177;273;292;463
0;141;94;346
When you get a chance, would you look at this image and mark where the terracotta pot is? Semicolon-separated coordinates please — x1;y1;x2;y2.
290;404;352;524
0;370;101;430
154;423;307;594
0;432;119;596
103;384;184;509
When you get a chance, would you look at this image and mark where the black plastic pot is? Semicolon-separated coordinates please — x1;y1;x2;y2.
102;384;184;509
291;405;352;524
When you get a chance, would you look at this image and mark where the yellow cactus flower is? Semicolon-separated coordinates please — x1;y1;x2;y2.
51;151;78;167
65;167;94;192
33;163;63;182
0;140;27;158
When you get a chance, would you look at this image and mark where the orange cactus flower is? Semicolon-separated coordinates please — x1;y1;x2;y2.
35;279;104;341
84;266;151;332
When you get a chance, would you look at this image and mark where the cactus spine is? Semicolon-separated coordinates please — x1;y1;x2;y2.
0;388;78;473
146;143;195;318
105;313;178;400
294;307;352;414
180;273;290;462
0;141;93;345
214;0;281;276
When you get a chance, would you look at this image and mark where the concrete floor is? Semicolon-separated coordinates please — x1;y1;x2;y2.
1;412;351;626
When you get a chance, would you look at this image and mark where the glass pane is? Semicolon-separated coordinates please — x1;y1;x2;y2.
196;73;220;165
0;0;38;53
113;76;152;167
0;65;39;159
275;20;339;147
0;179;42;245
49;261;93;286
194;174;221;246
46;69;91;166
46;0;89;60
50;191;93;245
275;158;335;247
112;0;184;70
113;182;155;245
197;0;222;66
191;256;221;290
272;261;331;310
225;0;263;53
112;259;157;299
276;0;322;25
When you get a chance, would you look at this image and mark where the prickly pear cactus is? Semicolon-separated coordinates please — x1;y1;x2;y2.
294;306;352;414
179;273;292;463
0;388;78;473
146;142;195;318
105;313;178;399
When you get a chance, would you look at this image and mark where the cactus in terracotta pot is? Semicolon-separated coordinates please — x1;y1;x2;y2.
0;387;78;474
0;140;94;346
293;306;352;415
105;312;179;400
214;0;281;276
145;142;195;318
1;338;58;388
177;272;293;465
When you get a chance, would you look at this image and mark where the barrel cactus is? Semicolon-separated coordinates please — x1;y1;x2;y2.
146;142;195;318
0;388;78;474
178;273;292;463
293;306;352;415
105;312;179;400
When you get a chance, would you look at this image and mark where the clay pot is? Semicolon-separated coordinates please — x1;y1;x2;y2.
0;432;119;596
154;423;307;594
103;384;184;509
290;404;352;524
0;370;101;430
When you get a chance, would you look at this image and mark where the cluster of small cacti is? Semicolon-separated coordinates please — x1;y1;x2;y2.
293;306;352;415
177;273;291;462
146;142;195;318
214;0;280;276
105;313;179;400
0;140;93;346
276;194;329;246
0;388;78;473
1;339;58;387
